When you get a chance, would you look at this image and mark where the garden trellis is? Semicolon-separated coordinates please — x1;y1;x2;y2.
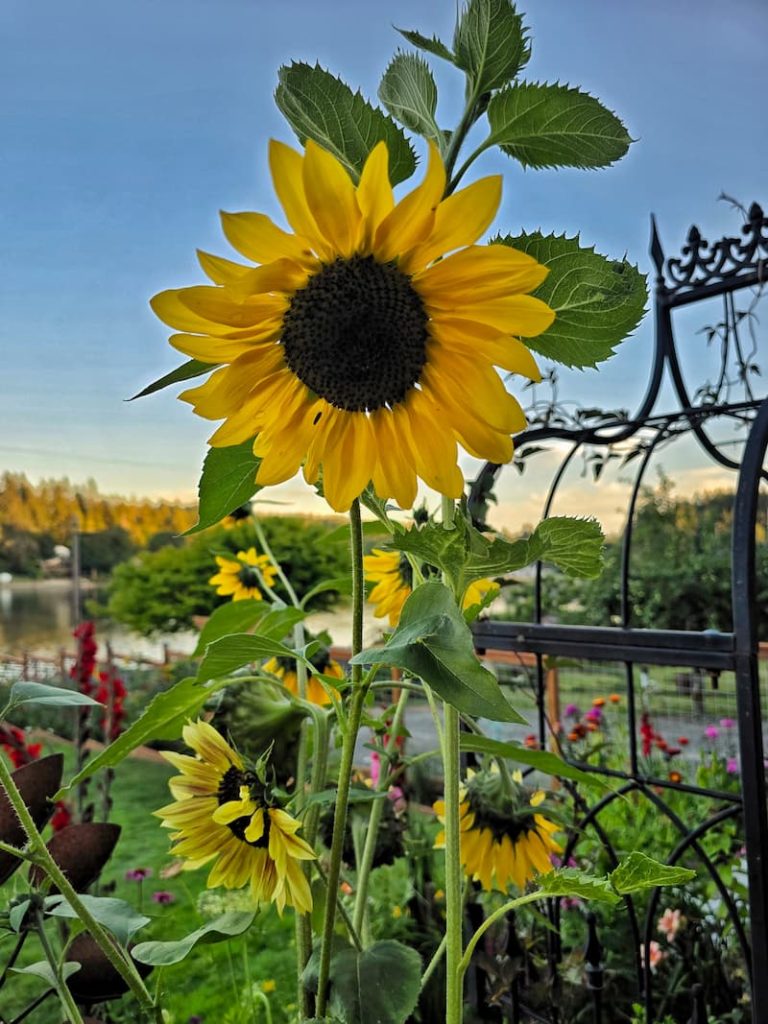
470;202;768;1022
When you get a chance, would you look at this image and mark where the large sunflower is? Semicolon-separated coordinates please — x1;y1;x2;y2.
364;548;499;626
209;547;278;602
433;781;561;892
151;140;554;512
155;720;314;914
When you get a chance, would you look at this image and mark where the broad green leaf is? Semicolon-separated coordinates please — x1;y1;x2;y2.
46;895;150;946
392;513;604;589
351;582;525;723
187;440;262;535
299;576;352;607
275;63;416;186
378;53;441;145
498;232;647;367
454;0;530;93
12;961;81;986
459;735;608;790
129;359;215;401
486;82;631;169
132;911;256;966
193;600;273;656
55;676;222;799
9;899;31;932
610;852;696;895
538;868;620;906
396;27;455;64
9;681;101;709
197;633;310;682
328;941;422;1024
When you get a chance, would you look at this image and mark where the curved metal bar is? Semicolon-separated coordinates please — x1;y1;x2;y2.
731;396;768;1008
643;806;745;1015
637;783;751;970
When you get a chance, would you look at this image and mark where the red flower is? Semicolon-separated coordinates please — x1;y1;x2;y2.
640;713;655;758
678;736;690;746
50;802;72;832
523;734;539;749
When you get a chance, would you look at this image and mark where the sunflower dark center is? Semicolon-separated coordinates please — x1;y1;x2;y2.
217;765;270;848
237;565;262;590
281;255;429;412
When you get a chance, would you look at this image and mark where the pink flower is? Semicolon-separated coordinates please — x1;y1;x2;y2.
151;890;175;905
657;908;683;942
719;718;735;729
704;725;719;741
369;751;380;787
726;757;739;775
640;940;665;972
125;867;153;882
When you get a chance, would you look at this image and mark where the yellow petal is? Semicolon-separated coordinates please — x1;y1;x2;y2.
444;294;555;337
183;719;242;771
370;408;418;510
197;250;252;285
356;141;394;251
174;286;287;329
302;140;360;258
168;322;283;362
403;390;464;498
403;175;502;272
220;210;314;264
430;318;541;380
373;141;445;263
320;412;375;512
417;244;548;303
429;350;527;435
255;397;320;487
226;259;311;299
179;346;284;418
269;140;331;260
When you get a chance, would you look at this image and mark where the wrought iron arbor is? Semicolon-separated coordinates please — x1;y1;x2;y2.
468;203;768;1022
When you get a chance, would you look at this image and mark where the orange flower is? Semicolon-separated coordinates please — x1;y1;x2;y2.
592;697;606;708
586;722;599;732
609;693;621;704
567;731;580;742
668;771;682;784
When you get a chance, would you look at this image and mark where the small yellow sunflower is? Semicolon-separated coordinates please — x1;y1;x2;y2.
263;654;343;707
151;139;554;512
155;720;314;914
209;547;278;601
433;785;561;892
364;547;499;626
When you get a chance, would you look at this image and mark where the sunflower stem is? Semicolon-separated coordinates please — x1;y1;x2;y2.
458;891;542;977
443;703;464;1024
0;755;158;1020
352;686;410;938
315;498;366;1018
443;88;485;191
34;908;84;1024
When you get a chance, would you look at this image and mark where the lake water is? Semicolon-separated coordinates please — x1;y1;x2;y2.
0;582;380;660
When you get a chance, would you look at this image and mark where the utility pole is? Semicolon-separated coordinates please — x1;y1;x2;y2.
70;515;81;627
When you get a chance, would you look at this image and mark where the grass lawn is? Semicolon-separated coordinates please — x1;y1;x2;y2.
0;745;297;1023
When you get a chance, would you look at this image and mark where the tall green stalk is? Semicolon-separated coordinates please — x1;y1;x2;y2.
315;498;366;1017
0;756;159;1021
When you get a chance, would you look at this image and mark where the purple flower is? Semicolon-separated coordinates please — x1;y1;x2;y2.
188;1018;204;1024
719;718;735;730
152;890;175;905
564;704;580;718
704;725;719;741
585;707;603;722
726;757;739;775
125;867;153;882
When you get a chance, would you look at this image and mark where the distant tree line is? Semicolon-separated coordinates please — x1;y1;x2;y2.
0;472;195;577
503;475;768;638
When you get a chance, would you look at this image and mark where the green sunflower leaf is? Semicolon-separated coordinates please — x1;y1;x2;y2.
351;581;525;723
194;602;306;656
538;868;620;906
8;681;102;709
54;675;224;800
275;63;417;185
459;735;608;789
454;0;531;93
486;82;632;169
188;440;262;535
392;513;604;591
129;358;215;401
12;961;81;987
395;27;455;64
609;852;696;895
378;53;441;146
497;231;648;367
132;911;256;966
197;633;311;682
46;895;151;946
313;940;422;1024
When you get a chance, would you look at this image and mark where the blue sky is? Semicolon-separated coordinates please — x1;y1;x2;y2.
2;0;766;526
